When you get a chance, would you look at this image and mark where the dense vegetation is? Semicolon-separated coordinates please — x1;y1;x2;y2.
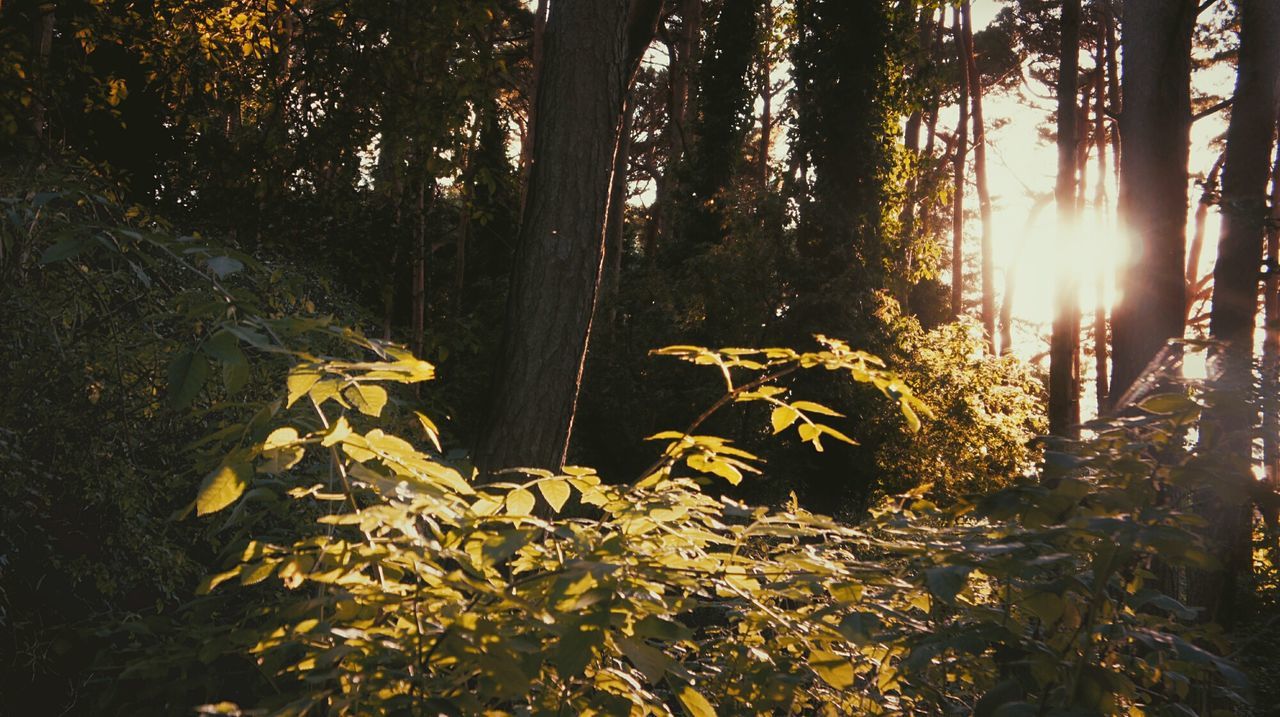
1;1;1278;715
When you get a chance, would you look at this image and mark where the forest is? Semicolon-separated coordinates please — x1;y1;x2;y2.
0;0;1278;714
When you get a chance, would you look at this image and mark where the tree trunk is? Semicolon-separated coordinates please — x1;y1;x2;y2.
1049;0;1081;438
31;2;54;142
474;0;660;476
758;0;773;189
1199;0;1280;624
605;97;635;326
961;1;994;353
1109;0;1195;405
1000;194;1053;355
1093;66;1110;412
1263;126;1280;524
950;7;969;319
1102;0;1122;176
1186;153;1225;319
518;0;549;215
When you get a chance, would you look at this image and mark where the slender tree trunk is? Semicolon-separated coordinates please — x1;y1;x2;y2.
1049;0;1081;438
1110;0;1195;405
605;97;635;326
518;0;549;215
30;2;54;142
1102;0;1122;175
1187;153;1226;318
757;0;773;189
410;175;433;359
950;7;969;319
1263;126;1280;524
1093;66;1111;412
475;0;660;475
1199;0;1280;624
960;1;995;354
1000;194;1053;355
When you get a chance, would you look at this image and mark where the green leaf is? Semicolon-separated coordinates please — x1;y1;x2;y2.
202;331;249;395
343;383;388;417
206;255;244;278
617;636;673;682
506;488;536;516
197;462;250;515
771;405;799;433
675;684;717;717
168;350;210;408
1021;592;1064;624
39;235;92;264
810;650;855;689
1139;392;1197;415
537;478;572;513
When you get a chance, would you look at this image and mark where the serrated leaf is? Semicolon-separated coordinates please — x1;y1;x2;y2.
197;462;250;515
537;478;572;513
168;350;210;408
771;405;799;434
343;383;388;417
506;488;536;516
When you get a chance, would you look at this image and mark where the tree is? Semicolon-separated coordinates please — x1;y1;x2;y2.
1199;0;1280;622
960;0;996;355
1049;0;1082;438
1109;0;1196;404
950;6;969;320
473;0;662;475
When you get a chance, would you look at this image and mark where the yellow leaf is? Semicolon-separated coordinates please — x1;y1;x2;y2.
811;650;855;689
675;684;717;717
262;427;299;450
505;488;536;516
321;415;352;447
791;400;843;417
343;383;388;417
537;478;572;513
415;411;443;452
771;405;799;434
286;368;321;407
197;462;250;515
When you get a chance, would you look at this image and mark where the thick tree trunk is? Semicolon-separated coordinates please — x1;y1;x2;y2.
1109;0;1195;405
474;0;660;475
1049;0;1081;438
950;7;969;319
961;1;994;354
1198;0;1280;624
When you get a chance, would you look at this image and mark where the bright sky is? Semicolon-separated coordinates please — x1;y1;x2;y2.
965;2;1233;360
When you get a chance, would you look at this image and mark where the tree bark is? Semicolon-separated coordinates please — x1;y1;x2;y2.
1109;0;1195;405
474;0;661;476
1199;0;1280;624
950;7;969;319
1186;153;1225;319
1263;125;1280;524
757;0;774;189
518;0;550;215
1049;0;1081;438
604;97;635;326
960;1;994;354
1093;66;1111;413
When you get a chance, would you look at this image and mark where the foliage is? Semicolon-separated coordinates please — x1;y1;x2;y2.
105;295;1240;715
871;317;1046;498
